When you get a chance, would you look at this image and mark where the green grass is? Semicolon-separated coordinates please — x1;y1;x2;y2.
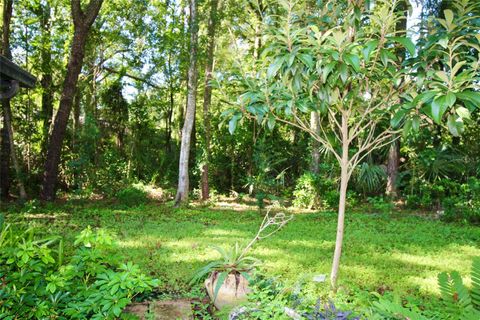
3;199;480;304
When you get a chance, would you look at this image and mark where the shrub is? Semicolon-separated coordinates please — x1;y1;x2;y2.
441;177;480;225
0;220;159;319
116;184;149;207
293;173;339;210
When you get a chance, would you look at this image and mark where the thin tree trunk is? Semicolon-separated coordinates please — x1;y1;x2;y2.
2;102;27;200
330;112;350;290
385;0;407;198
41;0;103;201
40;3;53;158
1;0;27;201
174;0;199;206
310;111;320;174
201;0;221;201
386;138;399;197
0;117;10;199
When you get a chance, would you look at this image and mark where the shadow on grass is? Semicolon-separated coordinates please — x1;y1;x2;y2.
3;200;479;300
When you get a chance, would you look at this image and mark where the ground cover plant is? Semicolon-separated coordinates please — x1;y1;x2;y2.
2;199;479;318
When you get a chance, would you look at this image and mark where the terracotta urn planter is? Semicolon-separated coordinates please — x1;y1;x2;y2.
204;272;251;310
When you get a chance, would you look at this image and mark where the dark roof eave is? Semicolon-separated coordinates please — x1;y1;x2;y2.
0;55;36;88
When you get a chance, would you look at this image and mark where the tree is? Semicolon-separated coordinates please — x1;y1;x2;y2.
1;0;27;201
174;0;199;206
231;0;478;289
201;0;222;201
40;0;103;201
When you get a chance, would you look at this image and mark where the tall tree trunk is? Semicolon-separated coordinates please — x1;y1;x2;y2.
386;0;408;197
386;139;399;197
41;0;103;201
330;112;350;290
1;0;27;201
174;0;199;206
0;0;12;200
310;111;320;174
0;116;10;200
201;0;221;201
40;3;54;158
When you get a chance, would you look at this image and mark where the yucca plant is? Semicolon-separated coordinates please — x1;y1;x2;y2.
190;211;292;302
438;257;480;319
190;243;260;301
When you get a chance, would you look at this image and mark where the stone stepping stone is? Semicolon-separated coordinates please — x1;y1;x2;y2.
124;300;193;320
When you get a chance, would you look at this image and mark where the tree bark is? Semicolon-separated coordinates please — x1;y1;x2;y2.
386;0;408;198
330;112;350;290
1;0;27;201
201;0;221;201
40;3;54;158
386;138;399;198
0;0;13;201
0;112;11;200
2;101;27;200
174;0;199;206
310;111;320;174
41;0;103;201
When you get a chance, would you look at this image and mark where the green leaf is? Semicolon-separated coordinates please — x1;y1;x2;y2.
344;53;360;72
213;272;228;302
444;9;454;26
267;114;276;130
435;71;449;83
228;113;242;134
456;106;471;120
362;39;378;62
430;95;449;124
339;63;348;83
413;91;437;106
447;115;463;137
391;109;406;128
388;36;415;56
445;92;456;107
412;115;420;132
380;49;389;66
321;62;336;83
402;118;412;137
267;56;285;78
298;54;314;69
455;91;480;106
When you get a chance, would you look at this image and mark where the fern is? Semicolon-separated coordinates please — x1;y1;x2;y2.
437;258;480;319
471;258;480;310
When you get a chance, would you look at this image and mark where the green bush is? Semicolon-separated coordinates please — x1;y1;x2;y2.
0;220;159;319
293;172;339;210
115;184;149;207
441;177;480;225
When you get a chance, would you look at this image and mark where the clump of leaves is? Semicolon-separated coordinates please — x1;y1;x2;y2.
116;184;149;207
437;257;480;319
0;221;159;319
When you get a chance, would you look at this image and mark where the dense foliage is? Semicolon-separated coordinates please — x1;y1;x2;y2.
0;216;158;319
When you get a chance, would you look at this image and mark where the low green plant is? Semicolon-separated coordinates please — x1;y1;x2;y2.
366;196;394;212
437;257;480;319
116;184;149;207
231;274;359;320
370;257;480;319
0;221;159;319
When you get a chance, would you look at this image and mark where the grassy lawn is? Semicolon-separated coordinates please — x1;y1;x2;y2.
3;199;480;305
